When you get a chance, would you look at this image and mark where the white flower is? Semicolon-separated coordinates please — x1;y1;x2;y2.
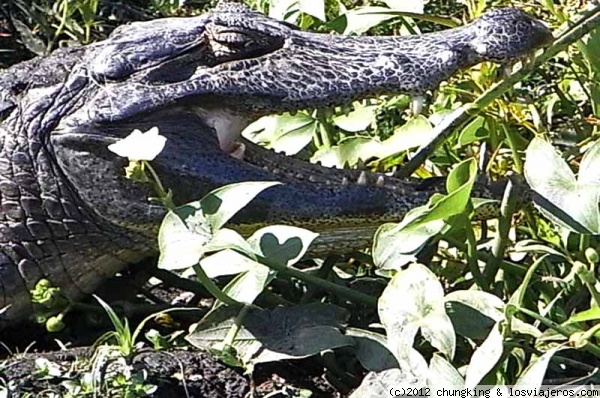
107;127;167;161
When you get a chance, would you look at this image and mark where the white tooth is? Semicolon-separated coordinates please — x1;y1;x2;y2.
229;143;246;160
376;175;385;187
357;171;368;185
410;95;425;116
342;177;349;185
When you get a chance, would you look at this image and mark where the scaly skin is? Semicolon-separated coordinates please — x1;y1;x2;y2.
0;2;552;324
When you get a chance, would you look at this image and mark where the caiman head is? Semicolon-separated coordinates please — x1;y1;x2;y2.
3;1;553;244
75;3;553;127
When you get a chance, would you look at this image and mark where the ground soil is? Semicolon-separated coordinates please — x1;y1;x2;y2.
0;267;347;397
1;346;343;397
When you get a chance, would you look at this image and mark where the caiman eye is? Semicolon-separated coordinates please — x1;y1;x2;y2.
213;31;254;48
206;25;284;64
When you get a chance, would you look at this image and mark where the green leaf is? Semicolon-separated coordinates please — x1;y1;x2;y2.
464;323;504;388
360;10;460;28
195;239;272;307
341;3;459;36
458;116;489;147
445;301;497;341
524;138;600;234
341;6;399;35
378;116;435;159
580;25;600;73
445;290;503;340
299;0;325;21
332;104;378;132
312;136;383;168
566;306;600;324
373;161;476;270
419;159;477;224
445;290;505;321
446;157;477;193
221;262;272;305
11;19;47;56
372;214;445;270
94;294;127;337
244;113;317;155
200;248;261;279
379;264;455;360
508;255;548;314
247;225;319;267
202;228;257;261
579;139;600;184
428;354;464;387
268;0;299;22
346;328;399;372
350;368;427;398
350;345;429;397
186;303;352;365
268;0;326;23
514;348;560;387
158;211;211;270
200;181;281;231
313;116;436;168
158;182;279;270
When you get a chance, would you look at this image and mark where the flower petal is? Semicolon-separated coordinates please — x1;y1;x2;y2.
107;127;167;161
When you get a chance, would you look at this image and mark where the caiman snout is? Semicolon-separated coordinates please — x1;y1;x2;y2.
467;8;554;62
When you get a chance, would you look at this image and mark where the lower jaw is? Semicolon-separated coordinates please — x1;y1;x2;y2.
239;134;422;192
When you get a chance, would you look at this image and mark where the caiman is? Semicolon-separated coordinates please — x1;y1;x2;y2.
0;1;552;325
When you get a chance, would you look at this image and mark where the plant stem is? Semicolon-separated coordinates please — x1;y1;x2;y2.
53;0;70;43
579;234;590;257
144;161;175;210
192;264;239;306
517;306;600;358
315;111;333;148
300;256;339;304
444;235;529;276
502;125;524;174
224;305;250;347
484;178;518;286
278;266;379;308
575;262;600;310
462;217;487;290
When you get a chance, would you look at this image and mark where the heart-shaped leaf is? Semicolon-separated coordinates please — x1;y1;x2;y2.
379;264;455;360
525;138;600;234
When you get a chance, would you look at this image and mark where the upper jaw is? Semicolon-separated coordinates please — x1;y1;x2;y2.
75;6;554;126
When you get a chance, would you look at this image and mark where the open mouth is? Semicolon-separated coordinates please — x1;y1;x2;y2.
179;102;433;195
